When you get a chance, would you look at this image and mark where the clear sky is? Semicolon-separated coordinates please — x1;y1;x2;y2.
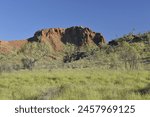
0;0;150;41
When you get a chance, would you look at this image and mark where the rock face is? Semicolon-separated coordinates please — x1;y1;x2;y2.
33;26;106;51
62;26;105;46
0;40;10;53
0;40;27;53
33;28;65;51
0;26;106;53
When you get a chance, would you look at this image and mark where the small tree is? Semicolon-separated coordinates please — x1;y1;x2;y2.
20;42;52;70
118;42;140;70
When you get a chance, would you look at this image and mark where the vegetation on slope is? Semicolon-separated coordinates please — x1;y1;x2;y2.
0;31;150;100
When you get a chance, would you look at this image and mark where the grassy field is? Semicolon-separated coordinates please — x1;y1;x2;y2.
0;68;150;100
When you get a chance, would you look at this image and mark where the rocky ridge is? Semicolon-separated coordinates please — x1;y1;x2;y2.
0;26;106;53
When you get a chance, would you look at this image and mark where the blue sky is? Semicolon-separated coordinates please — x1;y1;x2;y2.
0;0;150;41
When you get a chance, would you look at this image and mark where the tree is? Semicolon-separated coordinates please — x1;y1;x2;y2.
118;42;140;70
20;42;52;70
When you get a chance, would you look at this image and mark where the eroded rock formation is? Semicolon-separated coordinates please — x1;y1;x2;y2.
0;26;106;53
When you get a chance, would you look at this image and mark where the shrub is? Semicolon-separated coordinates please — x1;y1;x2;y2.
20;42;53;70
21;58;37;70
0;64;12;73
118;42;140;69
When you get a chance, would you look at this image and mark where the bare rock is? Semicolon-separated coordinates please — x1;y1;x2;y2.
0;26;106;53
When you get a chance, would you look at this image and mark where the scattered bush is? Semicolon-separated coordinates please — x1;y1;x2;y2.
0;64;12;73
0;32;149;71
21;58;37;70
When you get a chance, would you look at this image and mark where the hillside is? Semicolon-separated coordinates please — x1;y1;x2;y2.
0;27;150;100
0;26;106;53
0;26;150;71
109;32;150;46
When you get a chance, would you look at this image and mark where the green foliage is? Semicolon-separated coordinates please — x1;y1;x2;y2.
1;31;149;71
19;42;53;70
63;43;97;63
0;69;149;100
117;42;140;69
21;58;36;70
0;31;150;100
20;42;52;59
0;64;12;74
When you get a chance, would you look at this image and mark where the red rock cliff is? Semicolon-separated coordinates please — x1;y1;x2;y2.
33;26;106;50
0;26;106;53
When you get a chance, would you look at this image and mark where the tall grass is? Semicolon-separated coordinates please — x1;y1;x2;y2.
0;68;149;100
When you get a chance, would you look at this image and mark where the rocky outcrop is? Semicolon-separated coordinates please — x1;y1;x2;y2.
0;40;27;53
0;40;10;53
33;26;106;50
108;34;143;46
0;26;106;53
108;40;119;46
62;26;105;46
33;28;65;51
9;40;28;49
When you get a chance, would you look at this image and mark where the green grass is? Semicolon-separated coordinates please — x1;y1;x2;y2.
0;68;150;100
